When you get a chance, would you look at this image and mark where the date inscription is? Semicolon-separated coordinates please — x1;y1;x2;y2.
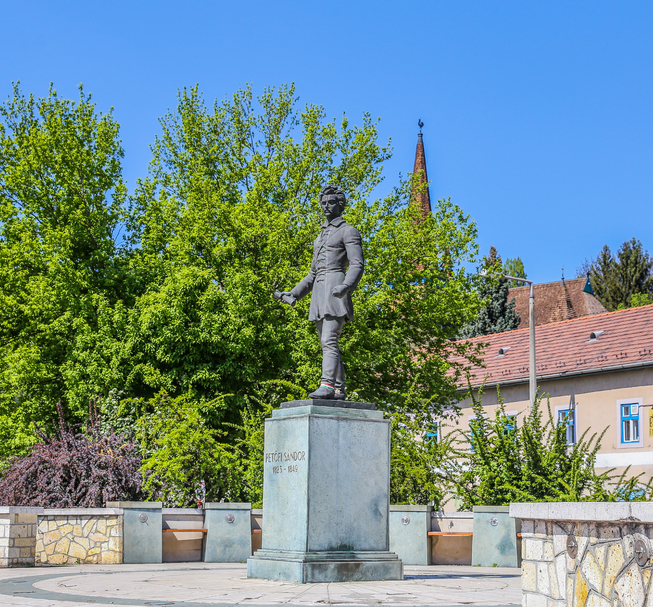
272;464;299;474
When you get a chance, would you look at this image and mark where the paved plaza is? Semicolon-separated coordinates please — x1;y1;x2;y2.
0;563;521;607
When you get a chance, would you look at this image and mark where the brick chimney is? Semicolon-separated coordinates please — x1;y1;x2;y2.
410;123;432;218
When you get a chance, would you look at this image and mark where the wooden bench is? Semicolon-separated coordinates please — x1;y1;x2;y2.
163;529;208;533
163;529;262;534
428;532;522;537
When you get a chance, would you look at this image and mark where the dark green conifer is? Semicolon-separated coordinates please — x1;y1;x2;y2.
459;247;521;338
590;238;653;311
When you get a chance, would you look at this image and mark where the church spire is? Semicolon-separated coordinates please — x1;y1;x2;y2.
411;119;432;218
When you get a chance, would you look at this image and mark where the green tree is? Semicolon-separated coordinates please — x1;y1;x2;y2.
0;82;483;481
126;84;481;424
590;238;653;311
459;247;520;338
503;256;527;286
626;292;653;308
0;84;129;457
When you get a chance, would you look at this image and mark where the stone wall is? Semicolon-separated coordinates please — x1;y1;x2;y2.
36;508;123;565
0;507;41;567
511;502;653;607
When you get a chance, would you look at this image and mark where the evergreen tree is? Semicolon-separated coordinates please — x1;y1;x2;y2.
459;247;520;338
590;238;653;311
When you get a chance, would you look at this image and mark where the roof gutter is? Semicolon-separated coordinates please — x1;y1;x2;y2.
461;359;653;391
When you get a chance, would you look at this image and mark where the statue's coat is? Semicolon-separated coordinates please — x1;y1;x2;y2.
290;216;364;321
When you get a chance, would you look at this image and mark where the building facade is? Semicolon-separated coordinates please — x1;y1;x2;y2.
449;304;653;491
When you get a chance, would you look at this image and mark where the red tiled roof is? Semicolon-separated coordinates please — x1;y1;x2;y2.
456;304;653;388
509;278;607;329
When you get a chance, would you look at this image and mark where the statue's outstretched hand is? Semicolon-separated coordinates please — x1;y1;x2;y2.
273;290;297;307
331;284;349;299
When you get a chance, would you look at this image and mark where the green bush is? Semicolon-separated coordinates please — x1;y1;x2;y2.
441;387;652;508
135;392;242;507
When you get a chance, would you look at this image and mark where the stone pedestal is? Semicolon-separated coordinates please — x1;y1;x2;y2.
471;505;520;568
247;400;403;583
204;503;252;563
389;505;432;565
107;501;162;564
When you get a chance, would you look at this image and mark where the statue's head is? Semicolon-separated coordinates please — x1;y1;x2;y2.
319;185;346;219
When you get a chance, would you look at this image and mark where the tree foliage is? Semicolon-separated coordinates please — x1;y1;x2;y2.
459;246;520;338
439;388;652;509
389;412;451;507
626;292;653;308
589;238;653;311
0;400;143;507
135;392;243;507
0;84;130;456
0;82;485;501
503;256;527;286
123;84;480;423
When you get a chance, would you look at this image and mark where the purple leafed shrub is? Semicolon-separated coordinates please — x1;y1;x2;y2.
0;400;145;508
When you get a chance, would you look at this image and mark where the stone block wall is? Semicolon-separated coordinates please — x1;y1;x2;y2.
0;508;40;567
36;508;123;565
511;502;653;607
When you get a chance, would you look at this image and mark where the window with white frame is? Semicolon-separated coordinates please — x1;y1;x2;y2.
557;407;576;445
621;403;640;444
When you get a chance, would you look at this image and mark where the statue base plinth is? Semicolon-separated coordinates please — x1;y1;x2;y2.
247;403;402;583
280;399;376;410
247;549;402;583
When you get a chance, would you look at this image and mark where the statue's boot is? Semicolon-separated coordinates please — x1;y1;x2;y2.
333;388;346;401
308;384;336;399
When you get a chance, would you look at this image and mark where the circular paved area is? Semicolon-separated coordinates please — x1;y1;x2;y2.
0;563;521;607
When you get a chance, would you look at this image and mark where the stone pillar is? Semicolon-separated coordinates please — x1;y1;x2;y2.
0;507;42;567
389;505;432;565
472;505;520;567
204;503;252;562
247;400;403;583
107;502;162;564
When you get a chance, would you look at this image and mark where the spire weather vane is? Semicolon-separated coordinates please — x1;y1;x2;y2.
418;118;424;132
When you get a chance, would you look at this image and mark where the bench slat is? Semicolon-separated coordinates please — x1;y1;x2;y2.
162;529;208;533
427;532;473;536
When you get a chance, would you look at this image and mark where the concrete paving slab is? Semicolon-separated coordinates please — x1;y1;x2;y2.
0;563;521;607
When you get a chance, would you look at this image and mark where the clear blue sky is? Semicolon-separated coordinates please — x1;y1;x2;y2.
3;1;652;283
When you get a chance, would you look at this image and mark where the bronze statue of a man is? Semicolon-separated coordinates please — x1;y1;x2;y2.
277;186;364;400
